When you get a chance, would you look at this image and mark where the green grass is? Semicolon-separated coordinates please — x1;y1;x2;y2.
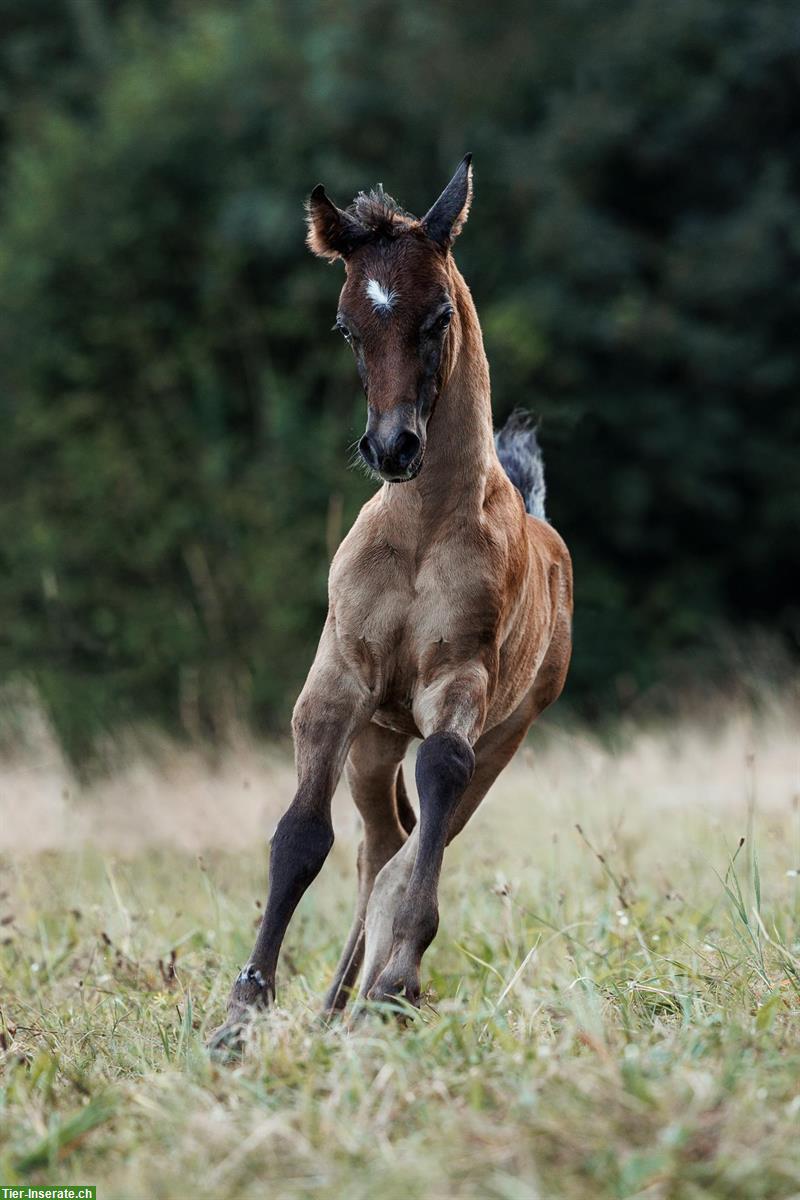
1;705;799;1199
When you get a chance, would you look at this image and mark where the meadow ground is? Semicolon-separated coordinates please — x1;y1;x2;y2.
0;696;798;1199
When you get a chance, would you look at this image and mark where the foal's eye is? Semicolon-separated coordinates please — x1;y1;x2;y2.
429;309;453;334
333;319;353;344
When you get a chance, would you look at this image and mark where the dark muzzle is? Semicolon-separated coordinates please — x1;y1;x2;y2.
359;427;422;481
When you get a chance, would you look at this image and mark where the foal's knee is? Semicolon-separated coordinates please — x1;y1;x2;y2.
270;801;334;891
415;731;475;812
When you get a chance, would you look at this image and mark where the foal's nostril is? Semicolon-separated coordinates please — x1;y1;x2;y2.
390;430;421;472
359;433;379;471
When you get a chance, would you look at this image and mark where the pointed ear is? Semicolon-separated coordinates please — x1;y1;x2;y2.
421;154;473;250
306;184;366;261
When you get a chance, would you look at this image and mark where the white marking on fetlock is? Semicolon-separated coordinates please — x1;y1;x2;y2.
236;962;267;990
361;835;417;996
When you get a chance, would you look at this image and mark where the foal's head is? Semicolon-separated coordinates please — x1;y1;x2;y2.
307;156;473;482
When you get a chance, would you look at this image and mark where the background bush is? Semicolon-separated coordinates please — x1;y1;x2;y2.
0;0;797;756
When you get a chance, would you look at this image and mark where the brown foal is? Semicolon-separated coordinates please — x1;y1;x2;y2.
215;156;572;1040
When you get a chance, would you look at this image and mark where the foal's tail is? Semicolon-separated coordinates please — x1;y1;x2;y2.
495;410;547;520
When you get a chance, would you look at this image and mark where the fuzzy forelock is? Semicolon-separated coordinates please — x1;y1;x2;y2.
306;184;417;262
350;186;415;238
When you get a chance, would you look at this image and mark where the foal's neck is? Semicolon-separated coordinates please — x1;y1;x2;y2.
384;263;497;526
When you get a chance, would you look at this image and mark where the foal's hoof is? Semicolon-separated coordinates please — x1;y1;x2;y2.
367;972;421;1017
228;962;273;1019
206;1017;249;1060
207;963;272;1058
320;979;355;1021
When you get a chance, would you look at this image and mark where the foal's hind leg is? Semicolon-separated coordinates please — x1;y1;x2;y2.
322;724;411;1015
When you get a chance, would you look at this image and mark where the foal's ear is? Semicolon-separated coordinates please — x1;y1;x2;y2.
421;154;473;250
306;184;365;261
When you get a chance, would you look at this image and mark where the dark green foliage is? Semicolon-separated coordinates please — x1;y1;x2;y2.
0;0;797;756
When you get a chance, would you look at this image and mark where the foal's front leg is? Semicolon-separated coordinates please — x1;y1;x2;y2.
363;669;486;1005
216;649;371;1035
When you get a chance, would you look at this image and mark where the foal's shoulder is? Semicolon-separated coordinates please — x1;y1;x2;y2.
329;492;402;580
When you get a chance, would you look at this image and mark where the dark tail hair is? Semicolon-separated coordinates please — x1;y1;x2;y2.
495;411;547;520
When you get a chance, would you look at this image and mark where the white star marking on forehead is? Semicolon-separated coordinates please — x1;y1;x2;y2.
365;278;397;313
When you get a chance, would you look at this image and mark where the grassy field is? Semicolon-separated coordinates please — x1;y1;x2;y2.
1;697;799;1199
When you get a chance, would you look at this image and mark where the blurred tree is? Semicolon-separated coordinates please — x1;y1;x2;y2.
0;0;797;756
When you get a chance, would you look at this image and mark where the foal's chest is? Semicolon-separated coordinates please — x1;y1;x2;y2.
330;527;498;713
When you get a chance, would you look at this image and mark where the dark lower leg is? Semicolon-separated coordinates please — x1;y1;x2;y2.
369;731;474;1004
227;796;334;1021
